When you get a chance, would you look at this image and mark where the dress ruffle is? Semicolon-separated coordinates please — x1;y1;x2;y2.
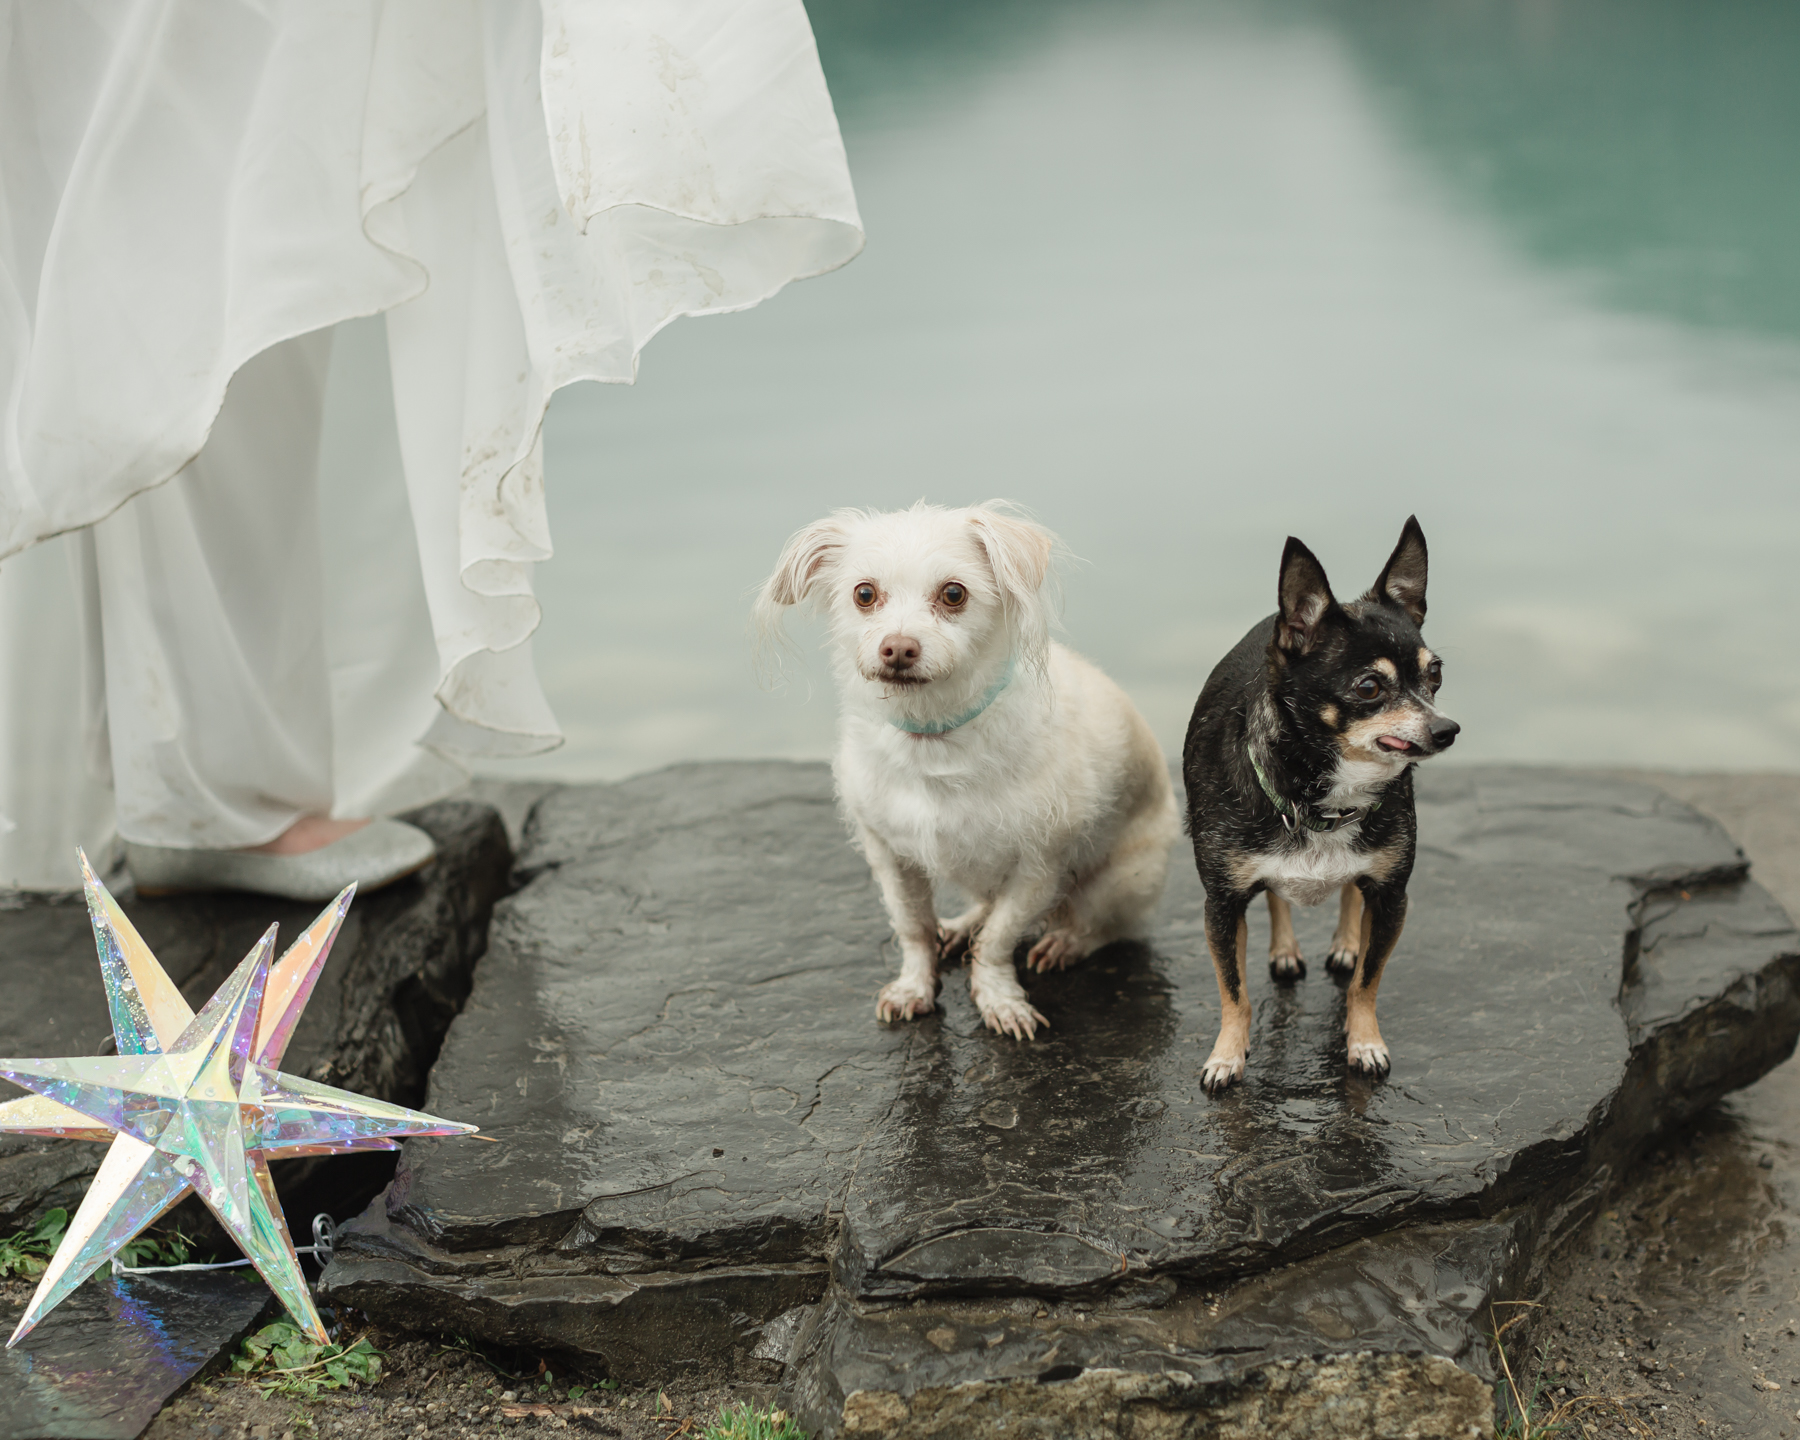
0;0;862;758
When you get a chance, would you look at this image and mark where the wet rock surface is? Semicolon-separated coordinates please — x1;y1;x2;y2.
320;763;1800;1436
0;1269;269;1440
1525;770;1800;1440
788;1219;1520;1439
0;800;513;1234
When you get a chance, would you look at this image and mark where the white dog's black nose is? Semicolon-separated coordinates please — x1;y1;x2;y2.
879;633;921;670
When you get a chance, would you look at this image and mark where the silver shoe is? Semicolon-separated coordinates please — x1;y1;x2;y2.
124;818;437;902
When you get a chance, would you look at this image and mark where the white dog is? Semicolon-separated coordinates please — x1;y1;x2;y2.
757;502;1179;1040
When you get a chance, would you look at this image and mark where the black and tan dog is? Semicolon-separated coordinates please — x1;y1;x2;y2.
1182;517;1459;1094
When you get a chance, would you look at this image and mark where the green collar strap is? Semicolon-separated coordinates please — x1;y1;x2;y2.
1248;748;1380;834
890;657;1017;736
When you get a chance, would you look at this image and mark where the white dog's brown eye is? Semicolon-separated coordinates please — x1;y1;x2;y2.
1353;675;1382;700
940;582;967;608
853;583;878;610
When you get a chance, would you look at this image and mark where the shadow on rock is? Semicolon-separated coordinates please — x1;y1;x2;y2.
841;938;1181;1300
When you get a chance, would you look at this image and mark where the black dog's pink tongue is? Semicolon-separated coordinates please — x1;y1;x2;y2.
1377;736;1413;752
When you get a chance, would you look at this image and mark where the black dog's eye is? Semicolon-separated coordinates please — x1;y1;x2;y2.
853;583;878;610
940;582;968;608
1427;659;1443;689
1353;676;1382;701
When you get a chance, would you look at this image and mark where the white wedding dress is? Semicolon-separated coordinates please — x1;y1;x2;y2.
0;0;862;887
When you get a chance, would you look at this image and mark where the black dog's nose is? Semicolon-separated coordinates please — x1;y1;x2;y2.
1429;716;1461;750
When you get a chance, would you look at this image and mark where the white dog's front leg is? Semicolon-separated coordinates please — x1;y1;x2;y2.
860;827;941;1023
968;871;1059;1041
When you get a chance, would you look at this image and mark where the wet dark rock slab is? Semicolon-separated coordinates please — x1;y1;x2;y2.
787;1215;1530;1440
0;800;512;1232
318;763;1800;1435
0;1270;270;1440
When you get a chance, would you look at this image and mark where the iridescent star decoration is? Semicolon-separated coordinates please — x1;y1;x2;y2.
0;852;476;1347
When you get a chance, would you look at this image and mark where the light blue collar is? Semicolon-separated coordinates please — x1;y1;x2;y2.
890;657;1017;736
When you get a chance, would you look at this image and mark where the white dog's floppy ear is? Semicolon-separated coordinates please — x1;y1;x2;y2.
754;515;849;672
968;504;1057;665
761;515;848;609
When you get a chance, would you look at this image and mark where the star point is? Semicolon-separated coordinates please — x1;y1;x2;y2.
0;855;475;1347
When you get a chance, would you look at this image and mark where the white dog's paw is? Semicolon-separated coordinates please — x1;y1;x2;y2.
876;976;937;1023
1026;929;1090;973
1324;943;1360;978
974;993;1049;1041
1347;1036;1390;1076
1268;945;1306;982
1200;1045;1246;1095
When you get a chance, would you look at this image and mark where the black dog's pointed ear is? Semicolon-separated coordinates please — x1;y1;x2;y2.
1367;515;1428;626
1276;536;1337;654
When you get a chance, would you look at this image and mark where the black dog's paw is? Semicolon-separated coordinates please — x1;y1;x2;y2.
1201;1058;1244;1094
1324;946;1359;977
1201;1034;1248;1094
1268;953;1306;983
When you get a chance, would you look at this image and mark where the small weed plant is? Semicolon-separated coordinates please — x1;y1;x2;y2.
1492;1301;1642;1440
0;1209;67;1279
1494;1332;1565;1440
230;1320;380;1398
117;1228;197;1268
1;1211;199;1279
564;1379;618;1398
701;1403;810;1440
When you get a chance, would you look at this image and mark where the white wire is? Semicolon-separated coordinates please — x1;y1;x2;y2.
111;1246;324;1275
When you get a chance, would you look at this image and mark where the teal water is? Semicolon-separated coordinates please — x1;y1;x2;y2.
501;0;1800;781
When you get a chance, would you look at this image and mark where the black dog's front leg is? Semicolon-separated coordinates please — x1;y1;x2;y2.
1201;889;1252;1093
1346;880;1409;1075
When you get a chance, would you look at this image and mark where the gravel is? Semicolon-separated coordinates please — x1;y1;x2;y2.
135;1328;778;1440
